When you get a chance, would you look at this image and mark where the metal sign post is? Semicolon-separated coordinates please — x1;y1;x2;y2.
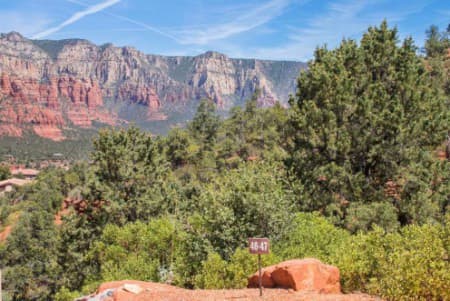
249;237;270;297
258;254;262;296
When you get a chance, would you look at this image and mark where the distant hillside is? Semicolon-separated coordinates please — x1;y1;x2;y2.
0;32;305;156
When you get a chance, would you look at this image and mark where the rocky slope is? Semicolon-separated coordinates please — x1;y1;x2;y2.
0;31;305;141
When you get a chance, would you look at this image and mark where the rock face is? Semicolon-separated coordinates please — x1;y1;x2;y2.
248;259;341;294
0;31;305;140
0;73;112;139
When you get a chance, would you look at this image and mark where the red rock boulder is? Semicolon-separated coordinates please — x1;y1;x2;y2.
248;258;341;294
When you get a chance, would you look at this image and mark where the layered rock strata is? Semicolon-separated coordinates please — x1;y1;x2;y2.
0;32;305;140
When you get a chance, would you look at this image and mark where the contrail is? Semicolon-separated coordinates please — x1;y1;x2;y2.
32;0;121;39
65;0;180;42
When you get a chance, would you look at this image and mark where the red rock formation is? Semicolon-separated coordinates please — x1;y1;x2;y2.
67;107;92;127
1;73;12;94
33;125;64;141
0;106;22;137
0;34;304;142
87;80;103;108
0;73;115;138
0;91;66;140
0;124;22;137
248;259;341;294
118;82;161;113
18;106;64;126
57;77;103;107
0;74;62;109
39;78;60;109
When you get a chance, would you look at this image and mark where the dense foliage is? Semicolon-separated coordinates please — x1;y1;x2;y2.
1;22;450;301
288;21;450;228
0;164;11;180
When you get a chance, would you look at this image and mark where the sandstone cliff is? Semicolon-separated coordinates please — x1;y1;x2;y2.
0;32;305;140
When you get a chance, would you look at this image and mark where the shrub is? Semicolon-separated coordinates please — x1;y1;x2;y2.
332;223;450;300
195;248;279;289
275;212;351;262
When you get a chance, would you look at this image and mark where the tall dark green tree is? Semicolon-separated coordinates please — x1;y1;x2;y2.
188;99;220;148
288;21;450;228
0;206;60;300
219;91;289;163
187;99;221;181
423;24;450;97
424;25;450;58
90;126;170;222
0;165;11;180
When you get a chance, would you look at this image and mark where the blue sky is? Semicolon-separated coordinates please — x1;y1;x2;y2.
0;0;448;61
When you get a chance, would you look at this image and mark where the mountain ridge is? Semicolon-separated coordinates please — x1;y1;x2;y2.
0;31;306;142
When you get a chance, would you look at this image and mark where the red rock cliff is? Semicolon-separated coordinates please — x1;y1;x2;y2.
0;32;304;140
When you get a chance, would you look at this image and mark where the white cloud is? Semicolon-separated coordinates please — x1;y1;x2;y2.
32;0;121;39
63;0;295;46
0;12;51;36
100;10;181;42
253;0;430;61
66;0;181;42
171;0;293;45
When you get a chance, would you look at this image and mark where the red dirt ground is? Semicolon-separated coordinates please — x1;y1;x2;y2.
94;281;382;301
0;225;11;242
127;288;382;301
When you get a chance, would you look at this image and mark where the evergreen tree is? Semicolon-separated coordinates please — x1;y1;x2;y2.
187;99;221;181
0;207;60;300
424;24;450;97
188;99;220;148
288;21;450;227
424;25;450;58
90;126;170;222
0;165;11;180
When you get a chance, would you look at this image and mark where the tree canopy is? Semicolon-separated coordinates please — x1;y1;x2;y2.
287;21;450;227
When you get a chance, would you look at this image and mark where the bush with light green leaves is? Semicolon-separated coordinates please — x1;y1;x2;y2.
332;221;450;300
194;248;280;289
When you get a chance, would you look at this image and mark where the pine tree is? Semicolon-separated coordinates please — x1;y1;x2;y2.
288;21;450;227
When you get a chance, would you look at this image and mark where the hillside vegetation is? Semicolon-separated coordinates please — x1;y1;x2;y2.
1;22;450;301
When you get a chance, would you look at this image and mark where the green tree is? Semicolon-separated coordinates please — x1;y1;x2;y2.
195;162;295;259
56;213;103;292
276;212;350;261
423;24;450;99
288;21;450;227
0;165;11;180
218;95;289;164
164;128;197;168
87;217;187;286
90;126;170;222
188;99;220;148
0;206;60;300
186;99;221;181
424;25;450;58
